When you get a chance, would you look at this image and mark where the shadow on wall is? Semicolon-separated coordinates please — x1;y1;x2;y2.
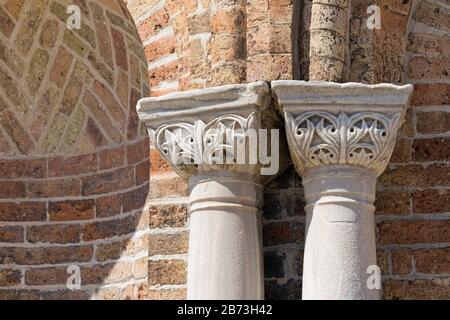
0;0;151;300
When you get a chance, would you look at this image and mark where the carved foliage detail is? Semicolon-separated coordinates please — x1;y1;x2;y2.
150;113;258;178
285;111;401;175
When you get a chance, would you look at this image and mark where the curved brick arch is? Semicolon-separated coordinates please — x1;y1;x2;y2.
0;0;150;300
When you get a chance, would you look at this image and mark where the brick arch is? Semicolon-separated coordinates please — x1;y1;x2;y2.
0;0;150;300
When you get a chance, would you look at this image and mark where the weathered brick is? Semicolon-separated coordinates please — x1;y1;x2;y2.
0;202;46;222
49;199;95;221
0;269;22;287
413;189;450;214
27;224;81;244
25;267;69;285
82;215;135;241
375;191;410;216
49;46;73;88
379;164;450;188
149;232;189;256
411;83;450;106
127;139;150;165
0;181;26;198
122;185;149;212
414;248;450;274
48;154;97;177
135;160;150;186
0;226;24;243
148;260;186;285
27;179;80;198
81;262;133;285
148;204;188;228
148;288;187;300
99;146;125;170
96;193;123;218
149;173;189;199
81;167;134;196
416;112;450;135
384;279;450;300
391;249;412;275
0;246;93;265
378;220;450;245
263;221;305;246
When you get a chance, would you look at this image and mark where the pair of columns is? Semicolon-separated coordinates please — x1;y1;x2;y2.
137;81;413;300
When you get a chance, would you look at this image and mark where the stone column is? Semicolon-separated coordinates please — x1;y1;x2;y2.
272;81;413;300
137;82;281;300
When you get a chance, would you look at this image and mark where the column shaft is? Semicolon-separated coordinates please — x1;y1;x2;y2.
187;172;264;300
302;165;379;300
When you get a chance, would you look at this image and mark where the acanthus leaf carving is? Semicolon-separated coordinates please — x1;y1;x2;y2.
285;111;402;176
150;113;258;178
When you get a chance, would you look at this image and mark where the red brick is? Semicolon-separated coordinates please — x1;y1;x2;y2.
82;215;135;241
126;88;142;141
391;249;412;275
136;8;169;40
375;191;410;216
0;289;40;300
144;34;176;63
111;27;128;71
0;181;26;198
48;154;97;177
413;137;450;162
0;246;93;265
0;202;46;222
148;260;186;285
414;248;450;274
150;148;171;174
127;139;150;165
0;226;24;243
416;112;450;134
41;290;91;300
135;160;150;186
378;220;450;245
384;279;450;300
411;83;450;106
27;224;81;244
49;199;95;221
123;185;149;213
81;167;135;196
81;262;132;284
98;146;125;170
413;190;450;214
149;60;178;86
0;269;22;287
96;193;122;218
0;159;46;179
25;267;69;285
379;164;450;188
27;179;80;198
263;221;305;246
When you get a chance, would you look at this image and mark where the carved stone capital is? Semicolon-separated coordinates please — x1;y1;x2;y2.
272;81;414;176
137;82;283;179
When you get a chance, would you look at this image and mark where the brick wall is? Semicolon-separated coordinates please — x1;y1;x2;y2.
127;0;450;300
0;0;150;299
